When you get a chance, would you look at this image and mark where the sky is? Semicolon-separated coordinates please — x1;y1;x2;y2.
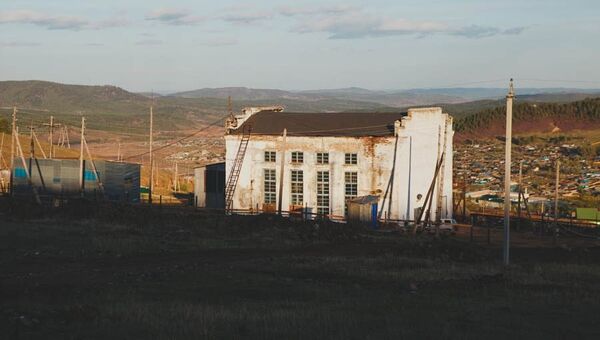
1;0;599;93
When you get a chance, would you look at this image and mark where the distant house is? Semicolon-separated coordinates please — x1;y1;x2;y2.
222;107;453;221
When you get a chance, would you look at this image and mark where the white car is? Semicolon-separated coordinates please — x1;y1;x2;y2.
425;218;457;235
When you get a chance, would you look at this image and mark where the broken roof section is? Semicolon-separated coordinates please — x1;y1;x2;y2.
229;110;407;137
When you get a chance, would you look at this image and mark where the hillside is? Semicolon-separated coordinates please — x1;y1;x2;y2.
170;86;466;107
0;81;219;133
455;98;600;139
0;81;399;134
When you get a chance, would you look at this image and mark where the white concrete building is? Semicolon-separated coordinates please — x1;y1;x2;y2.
224;107;453;221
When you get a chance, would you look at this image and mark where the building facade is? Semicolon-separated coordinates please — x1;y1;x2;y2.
224;107;453;221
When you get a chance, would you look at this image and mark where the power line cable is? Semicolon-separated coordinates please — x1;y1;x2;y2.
123;114;229;160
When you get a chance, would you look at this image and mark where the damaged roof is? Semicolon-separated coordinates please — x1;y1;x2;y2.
230;110;407;137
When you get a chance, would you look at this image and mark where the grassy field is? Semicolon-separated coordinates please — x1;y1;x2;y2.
2;201;600;339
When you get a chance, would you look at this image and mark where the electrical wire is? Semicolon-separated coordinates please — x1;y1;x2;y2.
122;114;229;160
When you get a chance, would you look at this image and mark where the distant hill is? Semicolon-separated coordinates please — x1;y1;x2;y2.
0;81;395;134
455;98;600;140
2;81;600;140
0;80;229;132
170;86;467;107
171;87;302;101
171;86;600;108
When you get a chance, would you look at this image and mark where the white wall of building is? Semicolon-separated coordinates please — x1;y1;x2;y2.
225;107;453;221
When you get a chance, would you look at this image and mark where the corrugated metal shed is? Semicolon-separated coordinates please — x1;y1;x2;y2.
347;195;379;228
12;158;140;202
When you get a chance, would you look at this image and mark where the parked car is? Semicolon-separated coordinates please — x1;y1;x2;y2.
425;218;457;235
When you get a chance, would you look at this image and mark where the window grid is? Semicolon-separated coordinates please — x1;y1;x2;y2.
291;151;304;163
316;152;329;165
263;169;276;204
317;171;330;215
345;171;358;215
291;170;304;205
264;151;276;162
345;153;358;165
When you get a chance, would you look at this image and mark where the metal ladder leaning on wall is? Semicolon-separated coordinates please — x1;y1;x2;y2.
225;124;252;212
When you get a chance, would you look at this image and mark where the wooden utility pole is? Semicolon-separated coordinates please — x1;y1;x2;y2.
462;172;467;220
173;161;178;192
117;141;121;162
277;128;287;215
9;107;17;195
517;160;523;229
32;131;47;159
79;116;85;195
10;107;16;171
0;133;6;169
436;118;449;222
49;116;54;158
554;159;560;242
29;123;35;176
503;79;514;266
14;129;41;204
148;106;154;204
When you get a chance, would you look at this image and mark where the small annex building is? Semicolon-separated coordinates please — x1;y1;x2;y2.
194;162;225;209
223;107;453;221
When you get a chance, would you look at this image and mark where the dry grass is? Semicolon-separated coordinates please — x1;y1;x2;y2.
2;200;600;339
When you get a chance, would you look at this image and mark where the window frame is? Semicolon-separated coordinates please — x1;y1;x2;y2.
316;171;330;215
316;152;329;165
264;151;276;163
344;153;358;165
263;169;276;204
291;151;304;164
290;170;304;205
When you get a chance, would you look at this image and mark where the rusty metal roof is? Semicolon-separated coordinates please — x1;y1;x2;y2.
230;110;407;137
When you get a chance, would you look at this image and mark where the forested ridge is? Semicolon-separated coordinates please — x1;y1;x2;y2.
455;98;600;132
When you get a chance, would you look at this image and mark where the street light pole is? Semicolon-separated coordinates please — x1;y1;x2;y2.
503;79;514;266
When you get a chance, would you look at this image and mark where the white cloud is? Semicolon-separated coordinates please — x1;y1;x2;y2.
219;4;273;24
146;8;204;25
281;6;526;40
0;10;128;31
0;10;87;30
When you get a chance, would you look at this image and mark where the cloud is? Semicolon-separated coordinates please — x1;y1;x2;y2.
0;10;128;31
221;12;272;24
0;10;88;30
146;8;204;25
219;5;272;24
288;7;527;39
293;10;448;39
0;41;42;47
452;25;528;38
135;39;163;46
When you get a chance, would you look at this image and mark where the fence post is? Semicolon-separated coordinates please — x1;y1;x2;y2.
470;215;474;243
